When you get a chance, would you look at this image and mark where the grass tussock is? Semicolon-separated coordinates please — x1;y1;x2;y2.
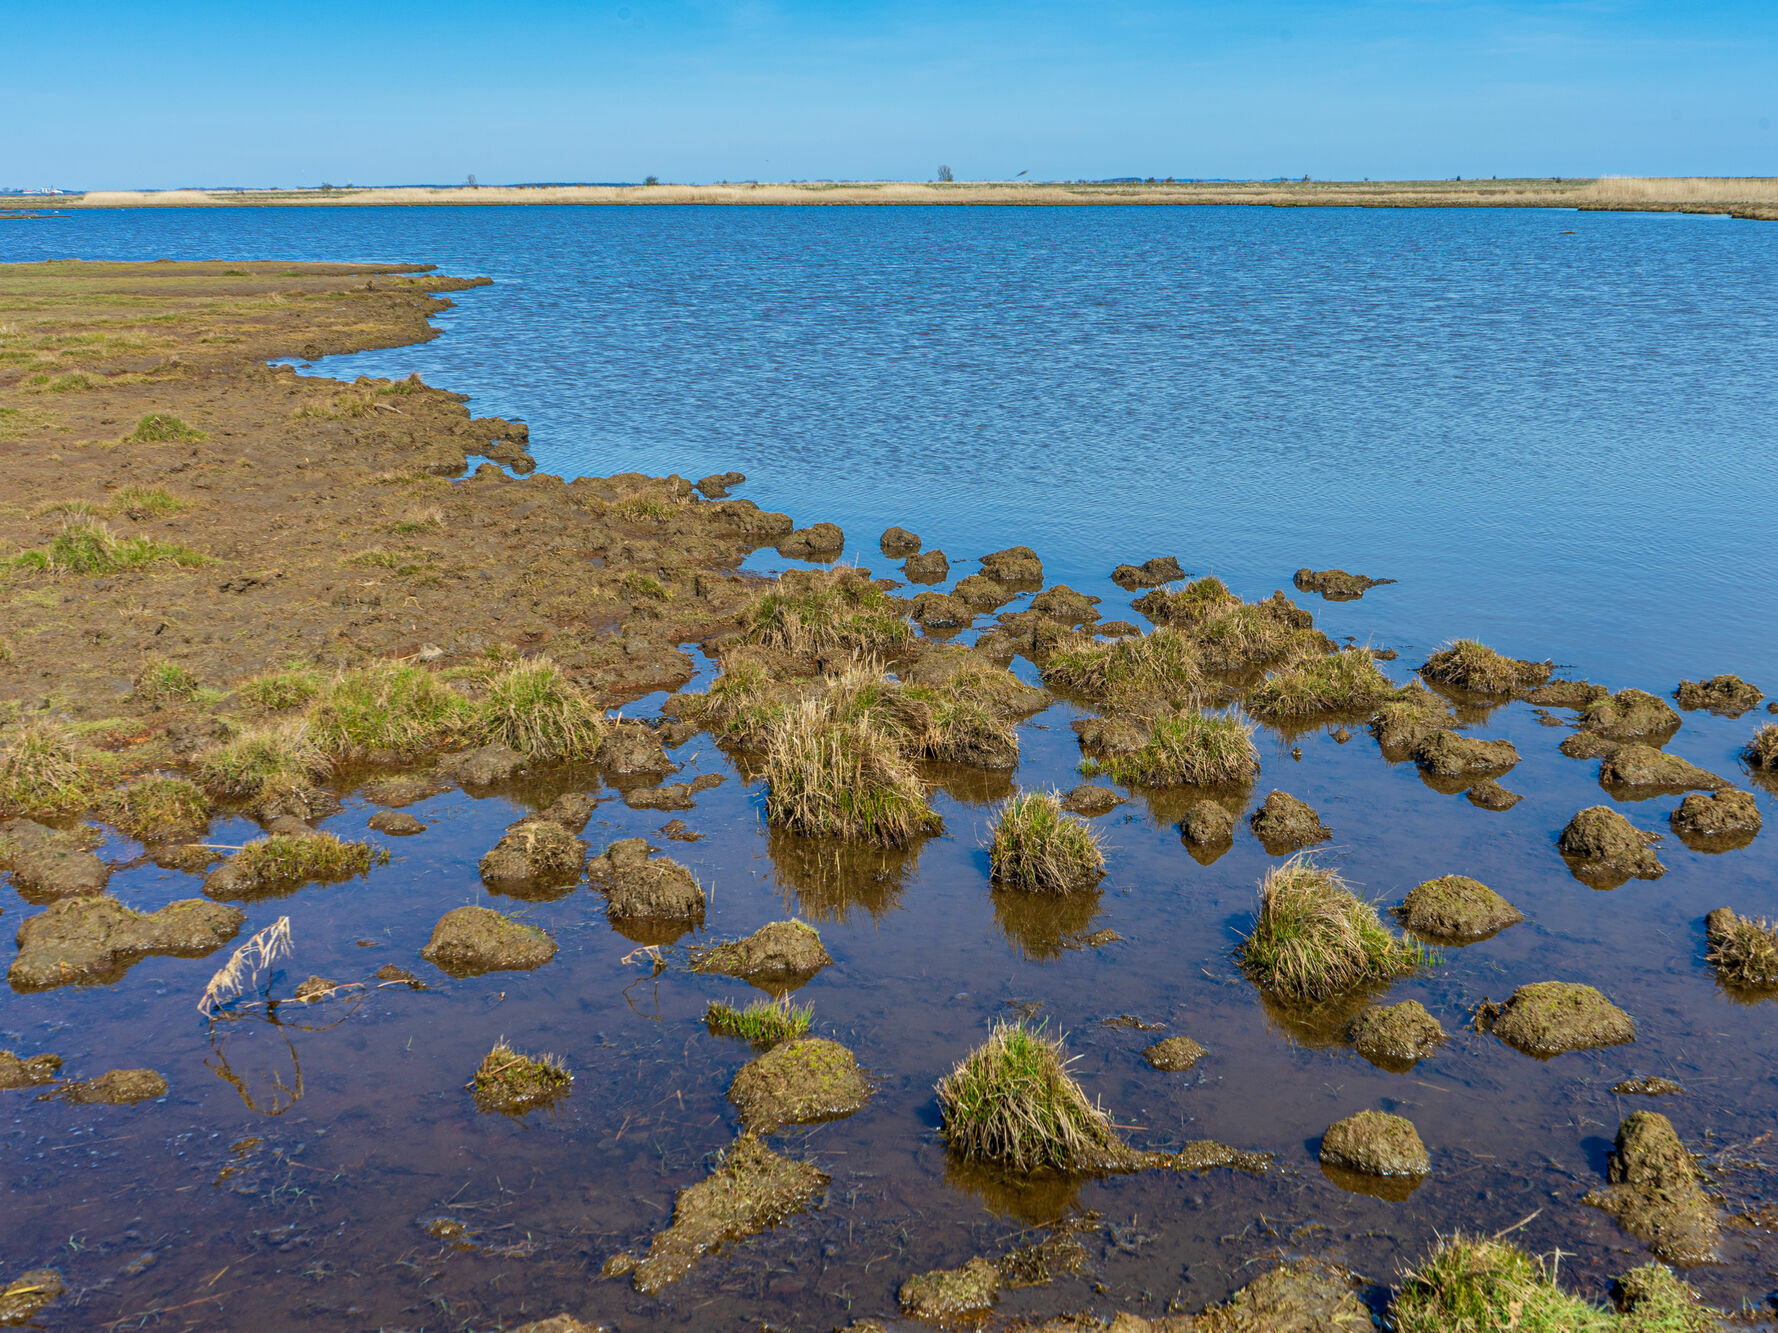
988;791;1105;894
6;517;211;575
1238;856;1430;1005
1192;602;1322;671
1041;627;1201;702
127;413;207;443
107;484;185;520
705;996;814;1047
130;659;198;704
0;721;108;817
935;1022;1128;1172
1247;648;1394;717
226;833;386;890
1705;908;1778;989
100;775;208;843
1745;724;1778;771
894;681;1020;766
308;661;471;759
744;569;912;657
1132;575;1240;625
1082;707;1260;787
681;651;787;747
195;721;329;800
1389;1235;1715;1333
762;696;940;846
1421;639;1551;695
471;1040;572;1114
471;656;606;759
237;664;324;712
621;570;674;601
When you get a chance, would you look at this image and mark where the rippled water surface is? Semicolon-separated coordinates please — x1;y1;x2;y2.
3;206;1778;1329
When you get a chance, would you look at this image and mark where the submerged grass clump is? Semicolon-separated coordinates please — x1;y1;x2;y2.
743;569;912;657
1238;856;1431;1005
220;833;386;893
987;791;1105;894
8;517;211;575
936;1022;1128;1172
762;698;940;846
1420;639;1551;695
1083;707;1260;786
1041;627;1201;702
0;721;108;817
100;775;208;843
470;1041;572;1115
471;656;606;759
1745;724;1778;771
1247;648;1394;717
1389;1235;1715;1333
705;996;814;1047
236;664;324;712
195;721;329;801
308;660;471;759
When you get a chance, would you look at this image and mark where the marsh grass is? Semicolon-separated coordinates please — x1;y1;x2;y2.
388;504;445;534
101;775;208;843
8;517;211;575
895;684;1019;766
224;833;386;892
1247;648;1394;717
1705;910;1778;989
130;659;198;704
0;721;107;816
935;1022;1129;1172
621;570;674;601
1083;707;1259;786
107;485;184;520
1238;856;1431;1005
195;721;330;800
744;570;911;657
1131;575;1239;625
472;656;606;759
1420;639;1550;695
308;661;471;759
763;697;940;846
1389;1235;1714;1333
470;1040;572;1114
1041;627;1201;701
705;996;814;1047
987;791;1105;894
1745;724;1778;771
681;652;787;746
127;413;206;443
237;665;324;711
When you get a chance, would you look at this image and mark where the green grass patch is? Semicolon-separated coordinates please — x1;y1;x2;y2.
1420;639;1551;695
106;484;185;520
1192;602;1323;670
621;570;673;601
100;775;208;843
1081;707;1259;786
471;656;606;759
195;721;329;800
1238;856;1430;1005
127;412;206;442
0;721;109;817
130;659;198;704
8;517;211;575
308;661;472;760
25;371;104;393
1131;575;1240;625
705;996;813;1047
988;791;1104;894
612;494;677;521
936;1021;1128;1172
220;833;386;893
1247;648;1394;717
762;696;940;846
744;569;911;657
1041;626;1201;702
237;664;324;712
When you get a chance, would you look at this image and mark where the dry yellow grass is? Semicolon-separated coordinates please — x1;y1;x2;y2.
54;178;1778;220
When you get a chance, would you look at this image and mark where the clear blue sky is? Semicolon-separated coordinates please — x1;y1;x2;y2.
7;0;1774;188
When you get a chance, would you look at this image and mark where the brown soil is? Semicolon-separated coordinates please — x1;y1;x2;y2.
1598;744;1730;795
1527;679;1611;708
1671;789;1761;849
696;471;745;499
902;549;949;583
52;1067;168;1105
1675;674;1763;716
1410;729;1519;778
595;722;673;775
1465;778;1521;810
1142;1035;1208;1071
727;1037;871;1133
366;809;425;835
1581;689;1682;741
691;919;833;990
1248;790;1330;853
879;526;921;556
777;522;844;559
605;1134;828;1294
1292;568;1395;600
1559;729;1617;760
0;1049;62;1088
1584;1111;1720;1264
0;819;109;900
360;774;450;807
1346;1001;1447;1071
439;744;526;787
537;790;599;830
1476;981;1636;1056
1367;684;1455;758
1179;800;1236;861
1319;1109;1430;1177
1030;584;1102;626
419;905;556;976
1060;784;1124;816
623;773;723;810
1559;806;1666;886
1110;555;1184;590
1397;874;1523;941
510;1317;605;1333
10;895;243;990
586;838;706;936
478;818;586;893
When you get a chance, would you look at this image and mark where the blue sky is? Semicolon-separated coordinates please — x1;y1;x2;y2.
7;0;1775;188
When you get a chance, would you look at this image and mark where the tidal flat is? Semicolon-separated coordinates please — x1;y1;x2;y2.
1;258;1776;1330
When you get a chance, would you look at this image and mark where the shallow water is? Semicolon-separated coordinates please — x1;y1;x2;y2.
4;207;1778;1328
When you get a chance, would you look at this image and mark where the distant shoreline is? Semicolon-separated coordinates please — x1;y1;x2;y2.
29;177;1778;221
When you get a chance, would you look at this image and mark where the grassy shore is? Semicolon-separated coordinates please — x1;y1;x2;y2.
38;176;1778;220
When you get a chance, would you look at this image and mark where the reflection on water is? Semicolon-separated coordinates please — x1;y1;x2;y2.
765;828;917;923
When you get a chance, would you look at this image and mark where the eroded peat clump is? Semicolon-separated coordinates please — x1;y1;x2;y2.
1237;857;1430;1006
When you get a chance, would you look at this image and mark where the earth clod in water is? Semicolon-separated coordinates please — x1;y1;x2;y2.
1015;1258;1367;1333
1319;1109;1431;1178
1142;1035;1207;1071
50;1068;168;1105
778;522;844;559
727;1036;870;1133
1396;874;1523;942
898;1255;1000;1320
596;722;673;775
1703;907;1778;990
479;818;587;893
1669;789;1761;850
1292;567;1395;600
603;1134;829;1294
1674;673;1763;716
1465;777;1522;810
978;545;1044;587
0;1270;64;1324
1613;1076;1685;1096
1580;688;1681;742
1527;679;1611;709
0;1050;62;1089
1029;584;1102;626
587;837;706;935
1060;784;1124;816
1179;799;1236;852
0;819;109;900
469;1041;571;1115
1411;729;1519;778
1346;1001;1447;1072
1583;1111;1720;1265
10;896;244;991
366;809;425;835
879;526;922;556
420;905;556;976
902;549;949;583
690;919;832;991
1247;790;1330;853
1475;981;1636;1056
1558;806;1666;886
440;743;526;786
1597;744;1729;795
1110;555;1185;590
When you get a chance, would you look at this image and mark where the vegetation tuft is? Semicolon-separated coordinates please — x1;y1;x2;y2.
470;1040;572;1115
0;721;108;817
1041;627;1201;703
1131;575;1240;625
220;833;386;893
743;569;911;657
130;659;198;704
1745;724;1778;771
237;664;324;712
1420;639;1551;696
1247;648;1394;717
101;775;208;843
195;721;329;801
681;652;786;747
1081;707;1259;786
471;656;606;759
762;697;940;846
127;413;207;443
705;996;814;1047
987;791;1105;894
1238;856;1431;1005
7;517;212;575
308;661;471;759
1704;908;1778;989
107;484;185;520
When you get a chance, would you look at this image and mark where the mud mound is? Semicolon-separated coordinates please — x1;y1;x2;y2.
1368;685;1455;757
440;744;525;786
1293;568;1394;600
1398;875;1523;941
1466;778;1521;810
420;905;556;976
879;526;921;556
0;819;108;900
1347;1001;1447;1071
1248;791;1330;853
1477;981;1635;1056
588;838;706;925
1671;789;1761;848
979;545;1043;587
1675;674;1762;716
1559;806;1665;885
1180;799;1235;849
777;523;844;559
691;920;833;989
479;819;586;891
910;591;973;629
1599;744;1729;795
1110;555;1184;590
1581;689;1681;741
367;810;425;835
624;774;723;811
696;471;745;498
1142;1035;1208;1071
902;549;949;583
1030;585;1102;626
1420;640;1551;696
596;722;672;774
899;1257;1000;1320
1411;729;1519;778
53;1068;167;1105
1320;1110;1429;1177
0;1050;61;1089
1060;784;1124;816
10;896;243;990
952;573;1012;610
728;1037;870;1133
1584;1112;1720;1264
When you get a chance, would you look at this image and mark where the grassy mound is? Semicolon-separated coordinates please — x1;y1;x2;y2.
8;517;210;575
236;664;324;711
1131;575;1240;625
195;721;329;802
0;721;108;817
308;660;472;760
206;833;386;897
681;651;787;746
987;791;1105;894
1041;627;1201;703
1238;856;1430;1005
101;775;208;843
936;1022;1130;1172
470;1041;571;1115
128;412;207;442
472;656;606;758
1420;639;1552;695
1746;723;1778;770
1192;601;1325;670
1247;648;1394;717
705;996;813;1047
743;568;911;657
130;659;199;704
762;697;940;846
1704;907;1778;988
1080;707;1259;786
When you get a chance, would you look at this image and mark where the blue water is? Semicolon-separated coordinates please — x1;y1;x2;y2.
6;203;1775;683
